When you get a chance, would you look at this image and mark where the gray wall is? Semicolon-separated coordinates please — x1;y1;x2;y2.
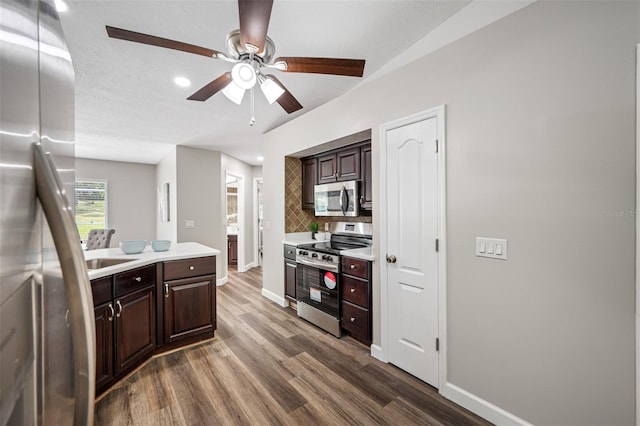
262;1;637;425
76;158;156;247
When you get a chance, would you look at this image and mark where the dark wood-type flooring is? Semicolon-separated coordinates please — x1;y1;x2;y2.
95;266;491;425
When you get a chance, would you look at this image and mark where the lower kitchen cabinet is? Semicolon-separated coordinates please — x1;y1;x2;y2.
115;286;156;375
94;302;114;391
163;275;216;344
228;234;238;265
162;256;217;345
341;256;372;345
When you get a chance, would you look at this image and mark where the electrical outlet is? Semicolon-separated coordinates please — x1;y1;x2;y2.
476;237;508;260
185;220;195;229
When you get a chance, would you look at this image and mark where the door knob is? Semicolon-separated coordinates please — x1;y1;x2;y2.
386;255;397;264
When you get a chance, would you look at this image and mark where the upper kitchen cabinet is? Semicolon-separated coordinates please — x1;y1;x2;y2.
302;158;317;210
317;146;361;184
302;141;372;213
360;144;372;211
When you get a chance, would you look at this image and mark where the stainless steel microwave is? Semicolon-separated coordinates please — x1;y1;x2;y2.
314;180;359;217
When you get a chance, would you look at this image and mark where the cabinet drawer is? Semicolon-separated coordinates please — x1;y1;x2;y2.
283;244;297;261
341;275;369;308
341;257;369;280
91;276;112;306
164;256;216;281
341;301;370;342
115;264;155;297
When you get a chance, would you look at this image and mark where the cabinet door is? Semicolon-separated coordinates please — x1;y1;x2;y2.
94;302;114;392
164;275;216;344
361;143;372;210
228;236;238;265
115;287;156;375
284;260;297;300
301;158;317;210
317;153;338;184
336;147;361;181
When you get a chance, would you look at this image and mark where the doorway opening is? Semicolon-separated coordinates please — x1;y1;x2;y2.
225;172;244;272
254;178;264;267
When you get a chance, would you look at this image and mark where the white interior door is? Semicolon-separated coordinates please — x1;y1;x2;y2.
385;115;439;386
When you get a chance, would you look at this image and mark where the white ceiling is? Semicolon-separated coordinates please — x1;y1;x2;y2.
60;0;471;166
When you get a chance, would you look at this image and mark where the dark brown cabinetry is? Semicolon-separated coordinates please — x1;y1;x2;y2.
228;234;238;265
162;256;216;345
302;158;317;210
341;256;372;345
284;244;297;300
301;141;372;212
91;264;156;393
360;144;373;210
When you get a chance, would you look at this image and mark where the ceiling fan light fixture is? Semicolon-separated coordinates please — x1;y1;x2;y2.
259;75;284;104
231;62;256;90
222;81;246;105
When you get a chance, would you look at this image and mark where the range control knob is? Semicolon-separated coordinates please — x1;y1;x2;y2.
311;253;318;258
322;255;333;262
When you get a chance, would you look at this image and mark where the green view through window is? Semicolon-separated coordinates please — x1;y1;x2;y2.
75;179;108;241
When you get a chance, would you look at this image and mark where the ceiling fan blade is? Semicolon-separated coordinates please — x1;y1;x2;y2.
106;26;221;58
238;0;273;53
266;75;303;114
187;72;233;101
274;57;365;77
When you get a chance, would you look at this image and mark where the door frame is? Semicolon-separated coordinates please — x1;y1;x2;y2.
378;105;447;389
253;177;263;267
225;171;244;271
635;43;639;426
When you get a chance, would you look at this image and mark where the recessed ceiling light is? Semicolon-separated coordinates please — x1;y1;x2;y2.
55;0;68;12
257;156;264;162
174;76;191;87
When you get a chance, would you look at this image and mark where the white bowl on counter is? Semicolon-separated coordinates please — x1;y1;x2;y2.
151;240;171;252
120;240;146;254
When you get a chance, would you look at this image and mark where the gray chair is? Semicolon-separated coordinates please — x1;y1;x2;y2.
85;228;115;250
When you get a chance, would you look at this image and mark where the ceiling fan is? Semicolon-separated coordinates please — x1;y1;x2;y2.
105;0;365;123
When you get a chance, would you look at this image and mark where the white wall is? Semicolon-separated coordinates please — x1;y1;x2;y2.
76;158;156;247
155;146;177;242
262;1;637;425
175;146;224;278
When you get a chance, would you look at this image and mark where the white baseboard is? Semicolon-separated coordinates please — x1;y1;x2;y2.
441;382;532;426
370;344;386;362
261;287;288;307
216;276;228;286
240;262;257;272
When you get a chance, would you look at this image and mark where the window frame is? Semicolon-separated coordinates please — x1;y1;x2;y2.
75;178;109;241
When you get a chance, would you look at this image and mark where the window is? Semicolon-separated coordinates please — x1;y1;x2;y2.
75;179;108;241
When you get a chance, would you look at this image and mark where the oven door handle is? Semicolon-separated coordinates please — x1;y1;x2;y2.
296;258;339;273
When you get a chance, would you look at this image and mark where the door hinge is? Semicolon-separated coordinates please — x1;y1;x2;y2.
436;337;440;351
435;239;439;252
435;139;439;153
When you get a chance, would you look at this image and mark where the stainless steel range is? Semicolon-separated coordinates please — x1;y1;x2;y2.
296;222;372;337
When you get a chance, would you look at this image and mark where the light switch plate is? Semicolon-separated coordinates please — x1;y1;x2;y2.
476;237;508;260
185;220;195;229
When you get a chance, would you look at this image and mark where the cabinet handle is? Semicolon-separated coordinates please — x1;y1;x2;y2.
107;303;115;322
133;276;142;282
164;283;169;298
350;264;356;270
115;300;123;318
350;288;356;293
350;317;356;322
189;265;195;271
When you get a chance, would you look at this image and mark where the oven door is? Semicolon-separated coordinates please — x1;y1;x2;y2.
296;264;340;317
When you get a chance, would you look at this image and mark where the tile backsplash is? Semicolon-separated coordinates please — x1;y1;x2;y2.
284;156;372;233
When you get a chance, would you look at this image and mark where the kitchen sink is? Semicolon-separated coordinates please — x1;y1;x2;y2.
85;258;137;270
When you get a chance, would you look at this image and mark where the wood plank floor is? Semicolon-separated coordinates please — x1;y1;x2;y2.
95;266;491;426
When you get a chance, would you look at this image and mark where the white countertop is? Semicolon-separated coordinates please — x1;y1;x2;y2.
340;247;375;262
282;232;330;247
85;242;220;280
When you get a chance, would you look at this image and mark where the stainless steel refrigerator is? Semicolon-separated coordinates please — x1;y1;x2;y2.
0;0;95;424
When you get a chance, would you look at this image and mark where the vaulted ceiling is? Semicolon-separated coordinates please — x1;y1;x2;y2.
60;0;470;165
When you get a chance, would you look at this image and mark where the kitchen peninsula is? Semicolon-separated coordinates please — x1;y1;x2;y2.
85;242;220;394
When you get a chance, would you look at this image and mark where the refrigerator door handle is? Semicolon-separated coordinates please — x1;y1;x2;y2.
34;143;96;426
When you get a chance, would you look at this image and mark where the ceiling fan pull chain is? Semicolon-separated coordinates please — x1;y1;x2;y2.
249;88;256;126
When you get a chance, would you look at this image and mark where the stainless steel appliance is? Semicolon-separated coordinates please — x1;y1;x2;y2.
296;222;372;337
1;1;95;425
314;180;359;217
